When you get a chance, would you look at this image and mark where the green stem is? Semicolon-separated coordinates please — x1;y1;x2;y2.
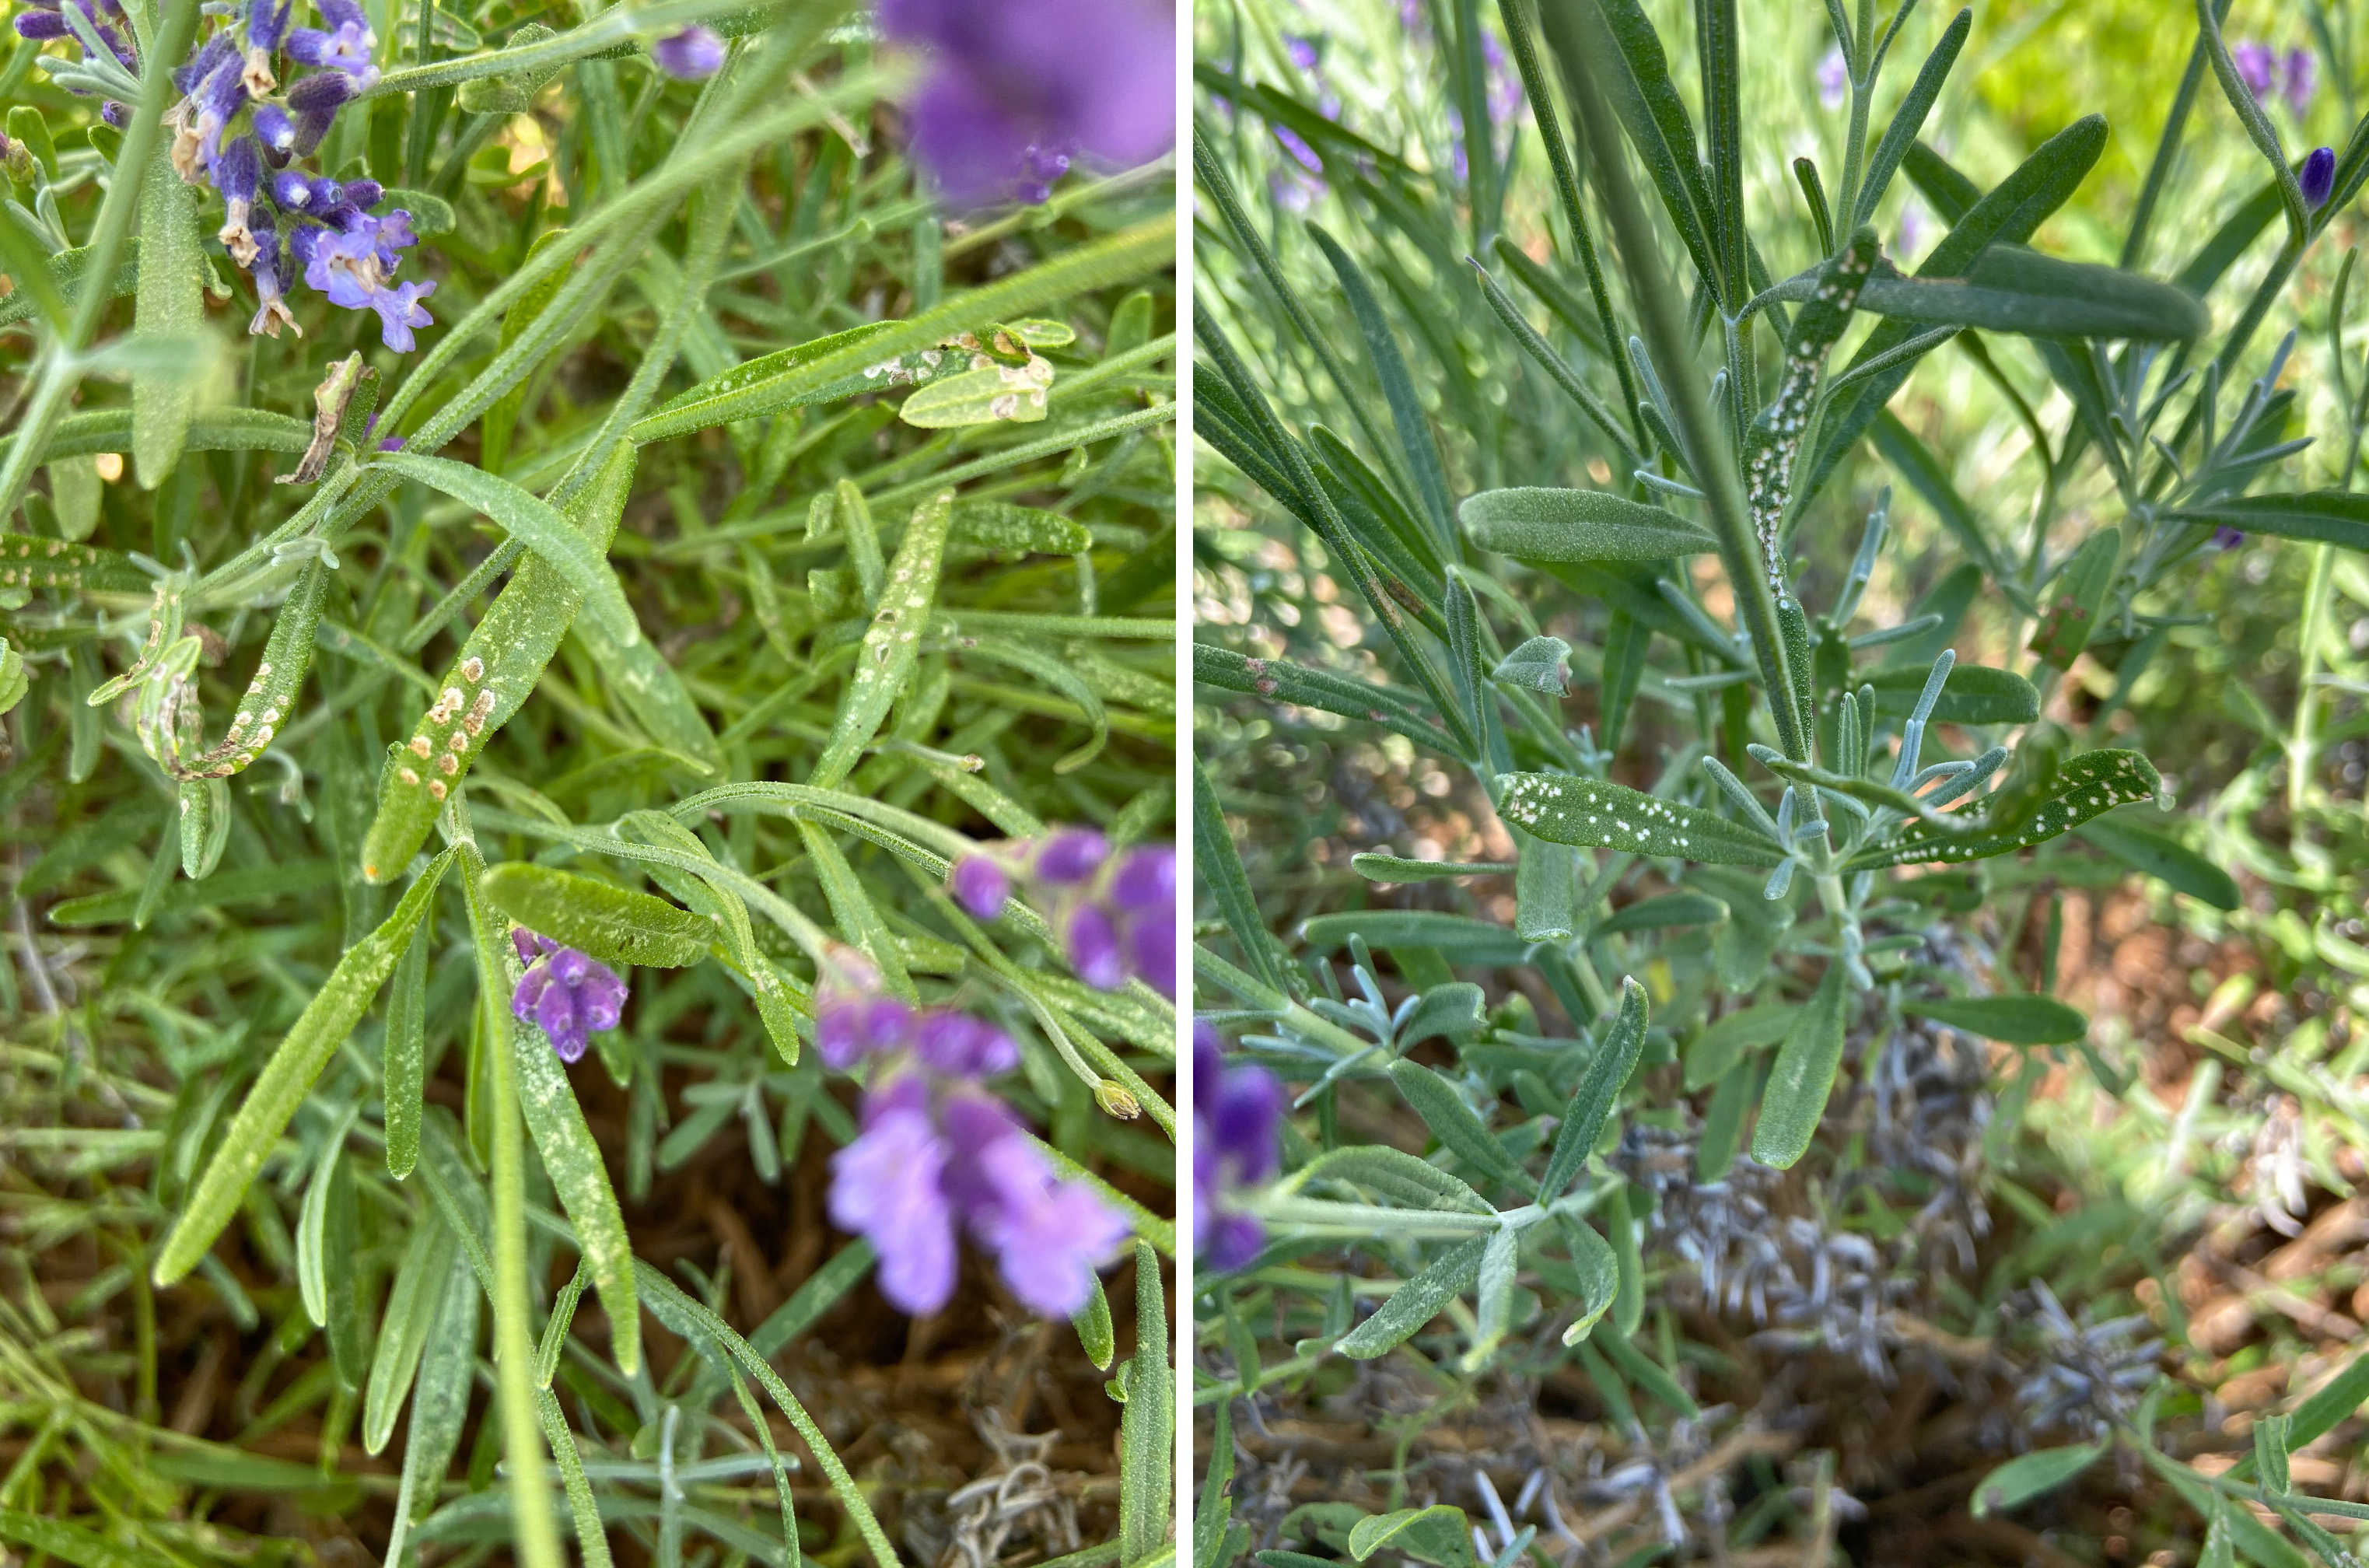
0;0;199;526
1549;3;1806;759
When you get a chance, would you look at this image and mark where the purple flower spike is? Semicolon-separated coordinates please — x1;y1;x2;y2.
915;1011;1019;1078
830;1083;958;1315
1123;909;1174;998
970;1136;1129;1316
1065;903;1125;989
1109;845;1174;912
2302;145;2336;210
1194;1020;1282;1269
2234;40;2277;100
510;929;628;1063
1034;827;1109;885
949;854;1010;919
1817;47;1847;110
652;25;724;79
881;0;1173;209
2284;47;2318;118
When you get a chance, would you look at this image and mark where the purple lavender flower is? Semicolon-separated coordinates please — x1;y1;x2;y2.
285;0;376;84
1195;1021;1282;1270
1818;47;1848;110
215;137;264;263
1111;845;1174;912
2283;47;2318;117
285;68;353;156
915;1010;1020;1077
948;853;1010;919
2234;40;2277;100
830;1077;1126;1317
2213;525;2246;551
652;25;724;80
299;208;436;350
879;0;1174;209
253;102;296;158
829;1081;959;1311
1273;124;1324;176
511;929;628;1063
1066;904;1125;989
248;214;297;337
1035;827;1109;885
2302;145;2336;210
968;1132;1130;1315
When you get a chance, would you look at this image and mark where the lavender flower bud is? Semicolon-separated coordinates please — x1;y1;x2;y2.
947;854;1010;919
651;25;723;79
1108;845;1174;912
2283;47;2318;118
253;101;296;156
1034;827;1108;885
829;1080;958;1314
15;11;69;39
1195;1020;1283;1269
286;61;352;153
1065;903;1124;989
2302;145;2336;210
2234;40;2276;100
246;0;292;54
270;167;317;208
914;1010;1018;1078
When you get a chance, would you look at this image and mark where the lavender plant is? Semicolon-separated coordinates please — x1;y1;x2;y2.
1195;0;2369;1556
0;0;1178;1562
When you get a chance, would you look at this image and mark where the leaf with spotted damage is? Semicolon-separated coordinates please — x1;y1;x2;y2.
1843;750;2161;870
1496;772;1786;866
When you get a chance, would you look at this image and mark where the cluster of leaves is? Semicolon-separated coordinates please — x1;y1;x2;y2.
1193;0;2369;1558
0;2;1178;1566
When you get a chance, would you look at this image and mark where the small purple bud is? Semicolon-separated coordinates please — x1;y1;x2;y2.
270;167;315;208
376;436;404;451
1817;47;1847;110
1065;903;1125;989
2234;40;2277;100
2213;525;2245;551
338;176;381;209
253;102;296;154
101;100;129;127
915;1011;1020;1078
949;854;1010;919
830;1084;957;1315
1108;845;1174;912
651;24;724;79
1123;909;1174;998
212;135;260;201
1034;828;1108;886
2284;47;2318;118
15;11;69;39
2302;145;2336;210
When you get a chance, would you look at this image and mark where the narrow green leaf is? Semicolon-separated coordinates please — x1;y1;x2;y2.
386;1241;478;1568
1461;487;1716;562
1902;993;2088;1045
1751;959;1849;1169
2073;817;2241;911
1853;9;1972;227
633;217;1171;441
1538;976;1648;1201
478;856;641;1378
1118;1241;1171;1563
1280;1146;1492;1214
364;1210;457;1454
375;450;641;646
479;862;714;968
1386;1059;1527;1188
1071;1272;1115;1371
2175;489;2369;551
1971;1441;2106;1517
155;848;456;1285
1863;662;2039;723
1594;890;1727;936
132;128;203;488
1335;1234;1491;1360
810;491;953;788
1544;1212;1618;1352
1513;836;1576;942
2030;530;2120;669
361;440;638;882
1349;853;1514;882
1844;749;2161;869
1346;1505;1475;1568
1683;1002;1798;1091
1498;772;1786;866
